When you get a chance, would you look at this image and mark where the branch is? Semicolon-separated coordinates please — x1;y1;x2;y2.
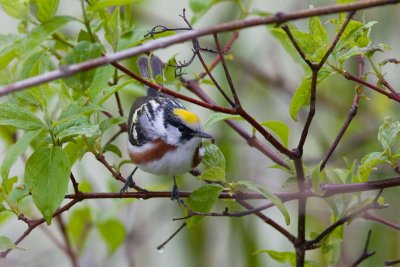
362;211;400;230
306;190;385;248
109;60;237;114
1;0;399;97
294;158;307;267
320;55;364;171
56;215;79;267
343;71;400;102
183;79;291;167
350;230;375;267
213;33;241;106
0;199;79;257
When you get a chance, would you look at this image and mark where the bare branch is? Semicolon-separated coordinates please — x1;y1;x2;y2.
350;230;375;267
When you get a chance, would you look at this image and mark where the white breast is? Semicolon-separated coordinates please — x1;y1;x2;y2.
128;137;202;175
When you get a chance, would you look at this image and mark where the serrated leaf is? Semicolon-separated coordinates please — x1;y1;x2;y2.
204;112;243;128
57;124;99;142
24;146;71;225
357;151;388;182
36;0;59;22
63;41;103;94
260;120;290;147
1;130;40;192
378;117;400;152
186;184;224;228
98;218;127;253
237;180;290;225
0;103;44;130
289;68;333;121
17;16;73;58
201;143;225;169
199;167;225;182
308;16;328;45
0;236;16;252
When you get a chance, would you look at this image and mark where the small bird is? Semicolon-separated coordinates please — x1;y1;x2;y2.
121;55;213;200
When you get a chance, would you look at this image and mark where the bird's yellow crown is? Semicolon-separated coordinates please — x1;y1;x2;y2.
173;108;200;125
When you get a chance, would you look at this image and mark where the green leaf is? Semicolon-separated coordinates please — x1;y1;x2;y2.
378;117;400;152
0;103;44;130
186;184;224;228
99;116;127;133
289;68;333;121
0;0;29;19
24;146;71;225
57;123;99;142
308;16;328;46
201;143;225;169
322;225;343;266
0;46;17;70
90;0;139;11
104;144;122;157
357;151;388;182
89;65;114;99
36;0;59;22
63;41;103;94
1;130;40;191
103;7;120;51
260;120;290;147
95;80;134;105
0;236;16;252
58;101;104;121
199;167;225;182
204;112;243;128
17;16;73;58
98;218;127;253
237;180;290;225
189;0;225;24
67;206;92;246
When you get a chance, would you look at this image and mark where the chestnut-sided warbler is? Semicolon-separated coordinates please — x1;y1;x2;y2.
121;55;213;200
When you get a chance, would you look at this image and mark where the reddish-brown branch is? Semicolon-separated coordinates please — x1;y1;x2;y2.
362;211;400;230
198;32;239;79
183;79;291;167
343;71;400;102
1;0;399;97
109;60;237;114
0;199;79;257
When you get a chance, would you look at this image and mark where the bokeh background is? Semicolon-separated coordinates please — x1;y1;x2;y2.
1;0;400;266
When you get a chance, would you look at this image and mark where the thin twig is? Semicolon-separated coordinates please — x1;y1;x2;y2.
213;33;241;106
350;230;375;267
183;79;291;167
320;55;364;171
198;32;239;79
362;211;400;230
70;173;80;195
343;71;400;102
156;223;187;251
307;190;385;248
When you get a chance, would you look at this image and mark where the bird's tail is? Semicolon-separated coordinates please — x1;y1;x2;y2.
137;55;164;97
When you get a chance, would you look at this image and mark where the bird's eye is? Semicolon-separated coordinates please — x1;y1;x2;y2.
177;125;185;132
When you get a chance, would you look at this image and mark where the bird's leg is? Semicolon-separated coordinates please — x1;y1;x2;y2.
120;167;138;193
171;176;180;204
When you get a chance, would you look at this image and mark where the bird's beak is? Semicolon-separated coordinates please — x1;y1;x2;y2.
194;130;214;140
